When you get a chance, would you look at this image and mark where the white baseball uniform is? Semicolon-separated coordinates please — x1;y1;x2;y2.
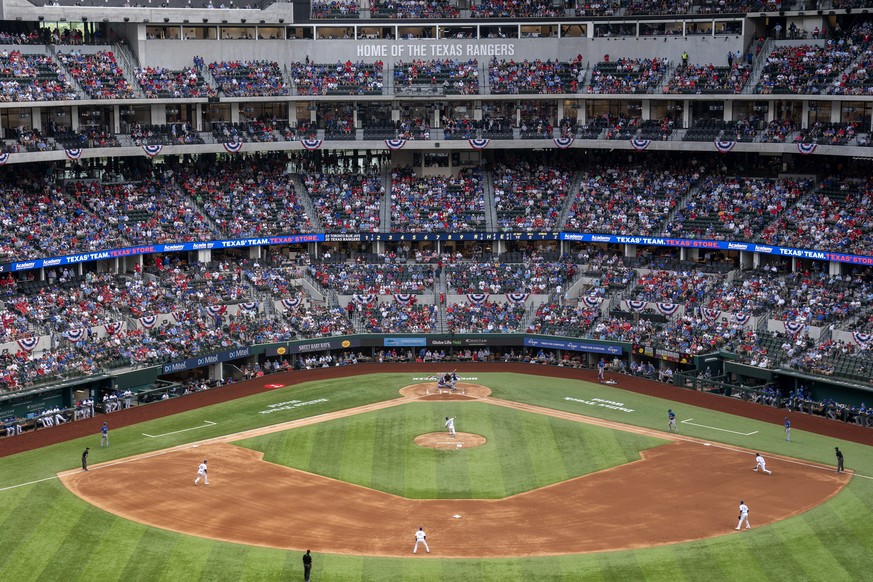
754;455;772;475
195;461;209;485
736;502;751;530
413;528;430;553
445;417;456;437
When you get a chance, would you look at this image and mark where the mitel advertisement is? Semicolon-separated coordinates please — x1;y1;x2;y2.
524;336;622;355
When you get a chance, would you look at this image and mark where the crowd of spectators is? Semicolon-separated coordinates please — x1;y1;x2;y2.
308;262;435;294
755;42;861;95
135;66;215;99
288;60;383;95
666;176;813;241
56;50;135;99
588;58;668;94
394;59;479;95
303;171;383;233
0;50;78;102
793;121;863;145
311;0;359;18
445;257;573;294
371;0;460;18
445;300;527;333
627;269;716;304
768;269;873;325
703;271;786;315
208;60;289;97
492;162;572;231
663;63;751;94
180;157;313;238
488;58;581;94
761;176;873;254
565;166;694;236
526;302;599;336
470;0;563;17
624;0;691;14
357;302;436;333
389;167;485;232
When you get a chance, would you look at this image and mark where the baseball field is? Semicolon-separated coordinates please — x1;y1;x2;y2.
1;364;872;581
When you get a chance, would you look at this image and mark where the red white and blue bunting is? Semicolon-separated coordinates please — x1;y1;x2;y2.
852;332;872;348
142;144;163;157
63;328;86;342
104;321;124;335
238;302;258;312
65;148;83;160
139;315;157;329
17;337;39;352
301;139;323;151
656;303;680;316
582;296;603;308
630;138;651;151
394;293;416;305
624;300;647;312
353;294;376;305
702;308;722;321
385;139;407;150
468;138;490;150
797;142;817;155
553;137;575;149
281;297;302;310
714;140;736;154
784;320;805;335
506;292;530;304
734;312;751;325
0;152;10;165
466;293;489;305
207;305;227;316
222;141;243;154
172;310;188;322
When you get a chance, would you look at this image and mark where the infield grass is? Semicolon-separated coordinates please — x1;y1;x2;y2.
1;371;872;581
236;402;666;498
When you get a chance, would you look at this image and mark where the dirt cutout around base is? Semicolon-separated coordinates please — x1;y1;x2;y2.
400;382;491;400
414;432;487;449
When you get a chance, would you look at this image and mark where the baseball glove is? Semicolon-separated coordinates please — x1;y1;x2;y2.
738;515;741;520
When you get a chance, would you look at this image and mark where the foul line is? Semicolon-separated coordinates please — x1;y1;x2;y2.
681;418;759;436
143;421;217;438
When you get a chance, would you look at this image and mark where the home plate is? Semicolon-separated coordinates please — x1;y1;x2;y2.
452;514;462;519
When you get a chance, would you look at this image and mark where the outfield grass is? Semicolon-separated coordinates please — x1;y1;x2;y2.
236;402;665;498
1;372;871;581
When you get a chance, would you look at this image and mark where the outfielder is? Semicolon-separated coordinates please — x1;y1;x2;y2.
753;453;772;475
194;459;209;486
784;417;791;442
736;500;751;530
445;416;456;437
413;527;430;554
667;409;678;433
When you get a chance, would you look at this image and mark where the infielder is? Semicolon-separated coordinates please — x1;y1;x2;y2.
194;459;209;486
413;527;430;554
667;409;678;433
736;500;751;530
445;416;456;437
754;453;772;475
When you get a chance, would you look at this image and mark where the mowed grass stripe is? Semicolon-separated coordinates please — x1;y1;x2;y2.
433;403;472;499
597;550;647;582
492;408;539;494
779;517;847;580
240;546;289;582
341;414;376;488
39;501;115;581
198;541;249;582
371;407;407;496
156;535;212;582
2;482;88;578
466;406;505;498
522;414;568;487
76;517;148;581
0;483;73;573
404;405;439;498
117;527;177;581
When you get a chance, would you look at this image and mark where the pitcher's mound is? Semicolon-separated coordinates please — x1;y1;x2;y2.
414;432;487;449
400;382;491;400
